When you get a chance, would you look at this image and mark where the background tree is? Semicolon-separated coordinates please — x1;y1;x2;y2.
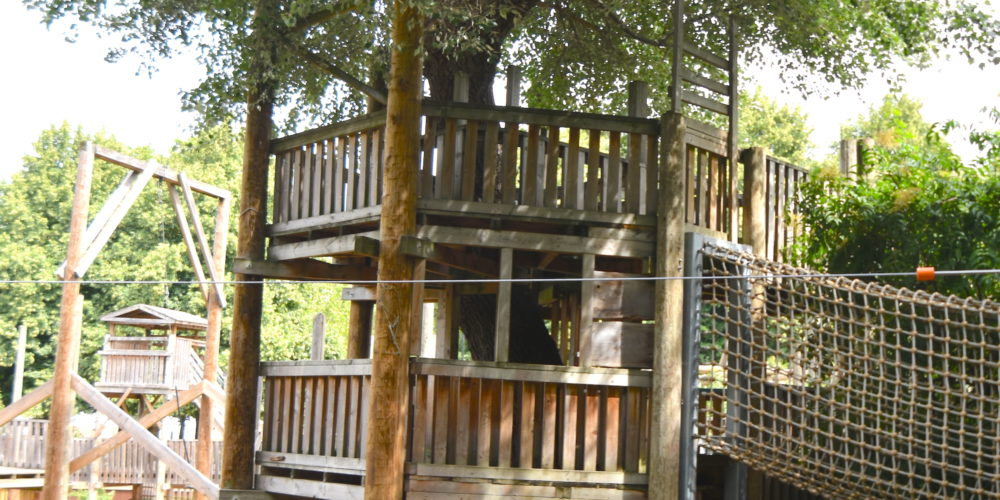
794;114;999;299
0;124;350;409
739;87;814;166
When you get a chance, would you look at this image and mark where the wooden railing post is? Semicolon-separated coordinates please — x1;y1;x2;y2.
741;147;767;259
505;66;521;107
12;324;26;402
839;138;858;175
649;112;686;500
311;313;326;361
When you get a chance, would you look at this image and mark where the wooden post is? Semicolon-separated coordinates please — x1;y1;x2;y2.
363;1;423;498
727;15;740;243
310;313;326;360
196;195;229;499
435;285;458;359
505;65;522;107
577;254;595;367
741;147;767;258
648;113;686;500
494;248;513;362
347;301;374;358
669;0;683;112
221;0;278;489
12;324;26;402
41;140;94;499
839;139;858;175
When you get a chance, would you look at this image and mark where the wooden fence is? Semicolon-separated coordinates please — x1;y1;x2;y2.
761;157;808;262
97;336;208;391
0;419;222;486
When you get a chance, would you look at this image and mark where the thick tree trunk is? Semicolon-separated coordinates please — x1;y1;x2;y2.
460;286;562;365
220;0;278;489
363;1;423;498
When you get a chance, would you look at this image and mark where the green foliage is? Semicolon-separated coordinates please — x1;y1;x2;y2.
793;128;1000;300
0;125;351;409
841;94;933;149
739;87;814;166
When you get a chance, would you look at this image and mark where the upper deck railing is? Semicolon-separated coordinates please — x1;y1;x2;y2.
269;101;808;256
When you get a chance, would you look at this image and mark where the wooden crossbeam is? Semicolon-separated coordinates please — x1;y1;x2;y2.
179;173;226;308
70;375;218;497
233;257;377;281
0;380;54;427
69;382;205;473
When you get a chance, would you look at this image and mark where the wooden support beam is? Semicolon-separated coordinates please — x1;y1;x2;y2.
71;375;219;497
648;112;686;500
198;195;229;499
741;147;767;256
179;172;226;307
70;382;204;473
170;184;211;301
311;313;326;361
0;379;53;427
43;141;94;499
93;146;231;200
267;232;381;261
347;301;374;359
11;324;27;403
578;254;595;367
233;257;376;281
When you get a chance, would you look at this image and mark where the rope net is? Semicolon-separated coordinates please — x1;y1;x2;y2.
695;243;1000;499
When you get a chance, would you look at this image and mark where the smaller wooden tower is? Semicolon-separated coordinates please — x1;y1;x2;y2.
95;304;211;397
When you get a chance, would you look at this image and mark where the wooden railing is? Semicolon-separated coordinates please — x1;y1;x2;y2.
408;359;651;485
270;102;661;228
0;419;222;485
256;358;651;490
762;157;808;262
98;336;208;390
683;119;735;238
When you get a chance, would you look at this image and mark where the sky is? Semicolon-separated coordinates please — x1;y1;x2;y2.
1;2;999;181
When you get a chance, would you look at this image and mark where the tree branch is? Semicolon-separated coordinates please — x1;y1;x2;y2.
287;3;359;34
284;41;387;104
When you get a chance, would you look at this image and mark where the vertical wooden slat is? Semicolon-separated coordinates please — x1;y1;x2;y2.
311;144;323;217
333;137;346;213
707;153;719;231
368;128;383;207
357;131;369;208
498;380;515;467
645;134;659;215
421;117;435;198
476;378;493;466
685;146;695;223
289;150;302;220
272;153;285;223
585;130;601;211
439;118;458;199
288;378;302;454
346;376;359;458
433;375;450;464
461;120;480;201
495;247;513;362
482;121;500;203
517;382;536;468
523;124;541;206
607;132;622;212
302;145;315;218
323;376;336;456
626;132;642;213
583;386;600;471
300;377;314;455
454;377;472;465
623;387;640;472
775;159;786;262
574;385;587;469
358;375;370;458
564;128;581;210
541;383;557;469
638;387;650;473
333;377;346;456
605;387;621;471
501;123;519;204
544;126;560;207
345;134;357;211
322;139;335;215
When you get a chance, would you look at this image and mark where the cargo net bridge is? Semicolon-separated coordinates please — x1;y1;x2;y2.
682;234;999;500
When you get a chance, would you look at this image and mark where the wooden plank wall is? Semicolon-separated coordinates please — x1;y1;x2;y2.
763;157;808;262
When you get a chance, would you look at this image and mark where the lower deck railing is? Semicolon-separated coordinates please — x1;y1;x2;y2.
257;358;653;493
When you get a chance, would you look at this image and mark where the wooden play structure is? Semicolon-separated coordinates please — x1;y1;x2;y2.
215;3;815;498
0;148;230;498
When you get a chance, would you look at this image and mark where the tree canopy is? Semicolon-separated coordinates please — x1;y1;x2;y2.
23;0;1000;126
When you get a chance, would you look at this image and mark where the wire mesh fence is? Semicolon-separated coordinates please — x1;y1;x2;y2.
692;240;1000;499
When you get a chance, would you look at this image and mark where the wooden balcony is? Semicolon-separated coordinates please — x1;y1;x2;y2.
95;336;207;396
255;358;651;498
262;101;806;274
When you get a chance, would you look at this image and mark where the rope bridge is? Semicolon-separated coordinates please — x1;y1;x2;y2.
689;240;999;499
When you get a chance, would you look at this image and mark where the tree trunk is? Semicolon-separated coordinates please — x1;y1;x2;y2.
460;286;562;365
220;0;279;489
